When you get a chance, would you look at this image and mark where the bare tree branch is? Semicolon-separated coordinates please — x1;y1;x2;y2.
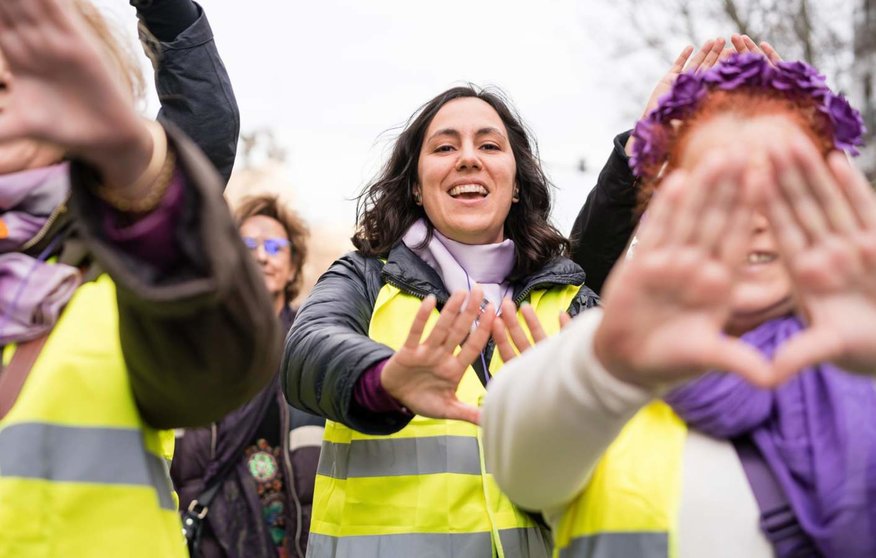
679;0;703;46
722;0;751;36
794;0;816;63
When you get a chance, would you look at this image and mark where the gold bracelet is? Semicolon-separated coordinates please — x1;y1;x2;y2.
93;121;177;214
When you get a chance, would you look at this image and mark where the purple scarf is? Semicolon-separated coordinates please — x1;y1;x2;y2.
665;316;876;557
0;164;80;344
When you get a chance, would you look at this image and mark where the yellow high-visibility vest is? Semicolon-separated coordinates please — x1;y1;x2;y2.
309;282;582;558
0;275;187;558
553;402;688;558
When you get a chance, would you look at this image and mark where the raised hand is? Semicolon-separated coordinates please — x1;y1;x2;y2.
626;39;726;156
762;139;876;380
730;33;782;64
0;0;153;187
380;286;495;424
593;154;774;389
491;298;569;363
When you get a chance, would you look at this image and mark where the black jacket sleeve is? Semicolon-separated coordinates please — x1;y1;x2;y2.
68;123;280;430
137;2;240;185
281;252;414;436
569;131;640;295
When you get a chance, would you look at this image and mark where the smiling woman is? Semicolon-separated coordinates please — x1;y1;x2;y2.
416;98;517;245
282;85;598;557
481;53;876;558
352;86;569;277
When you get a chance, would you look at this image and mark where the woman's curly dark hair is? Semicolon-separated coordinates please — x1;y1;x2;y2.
352;85;568;279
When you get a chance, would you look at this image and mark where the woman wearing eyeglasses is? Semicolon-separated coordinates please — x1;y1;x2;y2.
171;194;325;558
237;196;309;319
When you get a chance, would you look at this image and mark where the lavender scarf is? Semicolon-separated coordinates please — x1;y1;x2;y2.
665;316;876;557
0;163;80;344
402;219;516;309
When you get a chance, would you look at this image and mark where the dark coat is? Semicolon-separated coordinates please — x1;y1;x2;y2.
282;242;599;436
54;1;273;428
569;131;638;295
172;307;325;558
141;4;240;185
66;122;281;429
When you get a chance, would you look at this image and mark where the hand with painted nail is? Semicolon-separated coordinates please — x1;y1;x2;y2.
626;38;727;157
491;298;570;363
730;33;782;64
761;139;876;381
380;285;495;424
593;154;774;389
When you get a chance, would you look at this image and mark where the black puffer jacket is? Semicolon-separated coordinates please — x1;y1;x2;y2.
281;242;599;435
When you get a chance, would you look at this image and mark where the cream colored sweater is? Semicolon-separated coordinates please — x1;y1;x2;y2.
481;308;772;558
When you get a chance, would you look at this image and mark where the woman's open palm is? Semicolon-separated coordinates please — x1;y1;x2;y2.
381;286;495;424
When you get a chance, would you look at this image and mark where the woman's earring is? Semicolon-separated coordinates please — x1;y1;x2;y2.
413;189;423;205
512;185;520;203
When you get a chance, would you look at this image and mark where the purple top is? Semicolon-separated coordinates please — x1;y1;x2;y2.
353;359;409;415
100;168;185;272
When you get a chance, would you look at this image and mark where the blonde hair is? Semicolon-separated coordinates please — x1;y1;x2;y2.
74;0;146;103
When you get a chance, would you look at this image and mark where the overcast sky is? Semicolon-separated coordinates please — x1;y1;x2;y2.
97;1;679;234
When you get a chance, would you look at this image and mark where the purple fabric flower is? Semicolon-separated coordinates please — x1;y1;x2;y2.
654;73;707;121
772;60;828;96
702;52;770;89
629;52;867;178
822;93;867;155
630;116;668;177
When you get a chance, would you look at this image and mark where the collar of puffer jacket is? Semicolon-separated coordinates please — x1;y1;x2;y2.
380;241;588;305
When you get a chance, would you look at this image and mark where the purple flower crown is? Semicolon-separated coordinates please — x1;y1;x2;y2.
629;53;867;179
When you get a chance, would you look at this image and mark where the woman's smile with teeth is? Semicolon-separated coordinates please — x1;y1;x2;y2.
449;184;488;197
747;252;777;264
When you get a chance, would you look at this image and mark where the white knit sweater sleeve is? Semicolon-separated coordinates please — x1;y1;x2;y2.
482;307;655;513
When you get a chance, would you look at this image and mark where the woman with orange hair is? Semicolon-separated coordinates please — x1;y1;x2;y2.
483;51;875;557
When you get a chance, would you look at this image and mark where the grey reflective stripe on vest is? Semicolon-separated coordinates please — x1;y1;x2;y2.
0;422;175;510
317;435;482;479
308;532;492;558
558;532;668;558
499;527;552;558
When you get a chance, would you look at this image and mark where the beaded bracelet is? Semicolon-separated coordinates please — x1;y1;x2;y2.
93;120;176;214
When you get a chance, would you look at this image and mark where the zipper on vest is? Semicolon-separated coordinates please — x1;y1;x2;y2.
383;275;449;305
20;201;68;252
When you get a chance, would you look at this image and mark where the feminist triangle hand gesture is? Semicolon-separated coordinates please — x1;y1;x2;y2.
593;152;776;389
762;139;876;381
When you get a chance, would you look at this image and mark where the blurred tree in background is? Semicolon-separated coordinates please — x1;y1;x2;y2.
610;0;875;179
